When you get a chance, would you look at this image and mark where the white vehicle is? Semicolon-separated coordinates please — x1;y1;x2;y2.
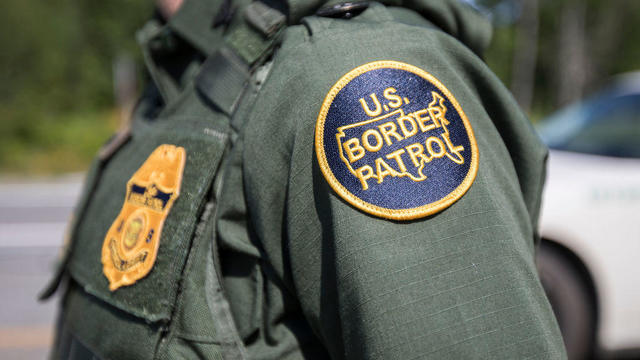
537;74;640;359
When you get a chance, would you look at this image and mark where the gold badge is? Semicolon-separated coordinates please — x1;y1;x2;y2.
102;144;186;291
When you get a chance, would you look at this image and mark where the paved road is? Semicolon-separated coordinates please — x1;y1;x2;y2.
0;175;83;359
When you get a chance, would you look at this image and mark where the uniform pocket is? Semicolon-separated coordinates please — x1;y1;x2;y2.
65;118;229;323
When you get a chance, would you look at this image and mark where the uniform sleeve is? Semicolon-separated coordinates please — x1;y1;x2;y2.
243;16;565;360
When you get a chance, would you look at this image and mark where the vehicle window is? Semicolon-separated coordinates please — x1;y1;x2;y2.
563;94;640;158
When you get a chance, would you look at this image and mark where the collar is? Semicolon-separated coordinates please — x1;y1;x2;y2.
137;0;286;109
137;0;491;103
308;0;492;56
136;0;228;102
168;0;226;56
146;0;491;58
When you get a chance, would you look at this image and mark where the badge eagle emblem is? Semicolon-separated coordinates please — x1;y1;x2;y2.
102;144;186;291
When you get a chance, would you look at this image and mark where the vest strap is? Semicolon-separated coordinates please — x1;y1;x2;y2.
196;46;251;116
196;1;286;115
225;1;285;65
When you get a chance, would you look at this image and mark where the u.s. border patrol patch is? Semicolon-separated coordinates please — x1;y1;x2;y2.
315;61;478;220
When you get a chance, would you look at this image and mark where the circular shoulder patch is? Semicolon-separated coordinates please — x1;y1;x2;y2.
315;60;479;220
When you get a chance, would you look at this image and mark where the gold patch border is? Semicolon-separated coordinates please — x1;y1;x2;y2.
315;60;479;220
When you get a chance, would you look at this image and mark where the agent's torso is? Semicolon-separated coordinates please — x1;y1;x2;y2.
46;1;567;359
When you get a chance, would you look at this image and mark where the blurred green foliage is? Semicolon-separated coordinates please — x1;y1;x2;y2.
484;0;640;118
1;0;639;174
0;0;152;174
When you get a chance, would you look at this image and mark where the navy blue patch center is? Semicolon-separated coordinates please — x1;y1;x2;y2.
315;61;478;220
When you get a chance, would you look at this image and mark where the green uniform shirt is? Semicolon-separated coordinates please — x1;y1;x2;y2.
46;0;567;359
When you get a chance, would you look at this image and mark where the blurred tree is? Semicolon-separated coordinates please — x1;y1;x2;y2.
510;0;538;112
483;0;640;119
0;0;152;173
555;0;588;107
